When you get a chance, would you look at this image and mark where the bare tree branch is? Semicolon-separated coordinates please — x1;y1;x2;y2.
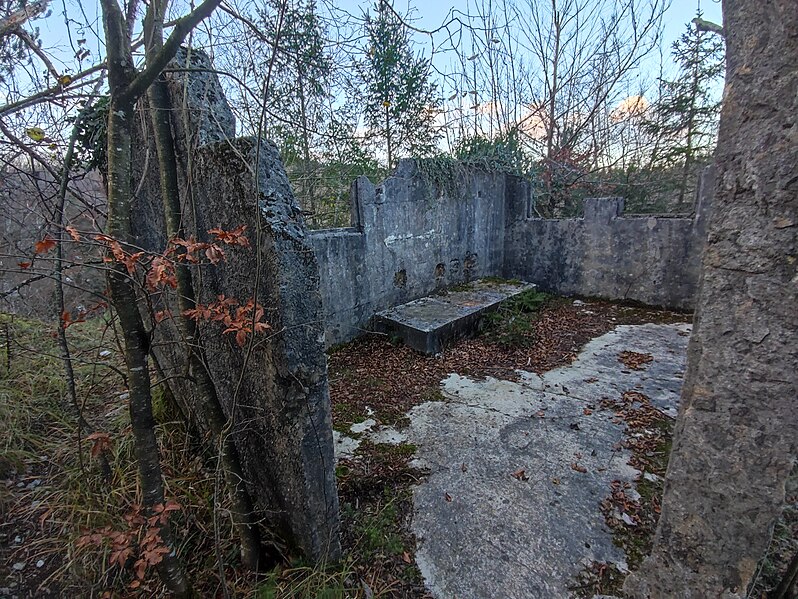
0;0;49;38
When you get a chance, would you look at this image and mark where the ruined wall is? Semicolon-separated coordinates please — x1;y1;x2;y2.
504;169;714;310
309;161;507;345
131;49;339;561
310;167;712;345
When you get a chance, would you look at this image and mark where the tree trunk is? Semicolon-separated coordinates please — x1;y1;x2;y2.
624;1;798;597
106;96;192;597
99;0;223;592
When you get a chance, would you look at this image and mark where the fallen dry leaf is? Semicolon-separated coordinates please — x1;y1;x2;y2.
571;462;588;473
618;351;654;370
511;468;528;481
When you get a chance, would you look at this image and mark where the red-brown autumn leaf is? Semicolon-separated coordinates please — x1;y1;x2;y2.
146;257;177;291
109;546;133;568
134;558;147;579
34;235;56;254
570;462;588;473
150;502;182;526
86;431;112;458
205;244;225;264
511;468;529;481
121;251;144;274
182;304;212;322
234;329;247;347
94;234;126;264
154;309;172;323
65;225;81;241
61;310;86;329
18;261;31;269
209;225;250;247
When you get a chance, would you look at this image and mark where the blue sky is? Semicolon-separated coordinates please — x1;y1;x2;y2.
21;0;724;142
335;0;722;52
34;0;723;73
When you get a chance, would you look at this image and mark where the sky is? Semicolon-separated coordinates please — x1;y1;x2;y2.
337;0;723;58
32;0;723;76
17;0;724;145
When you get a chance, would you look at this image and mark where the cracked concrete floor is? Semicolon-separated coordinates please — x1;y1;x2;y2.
404;322;691;599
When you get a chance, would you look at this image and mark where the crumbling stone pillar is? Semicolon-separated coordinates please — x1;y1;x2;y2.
624;2;797;596
190;137;340;561
131;48;340;561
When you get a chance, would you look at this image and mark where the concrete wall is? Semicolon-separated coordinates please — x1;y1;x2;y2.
310;164;713;346
309;160;507;345
504;169;713;310
131;52;340;560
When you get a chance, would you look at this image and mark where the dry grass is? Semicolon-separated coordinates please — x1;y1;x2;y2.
0;313;378;598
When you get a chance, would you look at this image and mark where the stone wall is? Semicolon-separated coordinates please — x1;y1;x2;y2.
131;49;339;561
309;161;507;345
504;169;714;310
310;165;713;345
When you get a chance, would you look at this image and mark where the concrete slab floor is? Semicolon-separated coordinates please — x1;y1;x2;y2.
403;323;691;599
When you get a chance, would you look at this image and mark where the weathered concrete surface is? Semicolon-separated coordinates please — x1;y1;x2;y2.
131;53;340;561
189;139;340;560
310;162;508;345
310;167;711;347
373;280;536;354
504;171;713;311
623;2;798;596
405;323;691;598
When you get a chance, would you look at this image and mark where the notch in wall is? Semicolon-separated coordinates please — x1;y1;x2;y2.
393;269;407;288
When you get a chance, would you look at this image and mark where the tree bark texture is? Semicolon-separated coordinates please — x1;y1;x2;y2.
99;0;222;593
624;1;797;597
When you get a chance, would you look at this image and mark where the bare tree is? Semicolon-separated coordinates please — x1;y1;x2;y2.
99;0;223;593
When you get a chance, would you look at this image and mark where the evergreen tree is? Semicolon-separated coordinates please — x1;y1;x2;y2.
260;0;331;213
646;10;725;202
359;1;440;170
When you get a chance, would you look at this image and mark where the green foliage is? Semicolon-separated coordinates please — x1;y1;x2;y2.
482;290;549;347
346;494;405;558
507;289;549;313
415;154;463;199
415;129;538;201
260;0;331;146
453;129;535;177
359;1;440;169
256;563;356;599
73;95;110;171
645;12;725;170
260;0;342;223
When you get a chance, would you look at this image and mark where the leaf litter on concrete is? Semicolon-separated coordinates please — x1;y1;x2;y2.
329;296;690;598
